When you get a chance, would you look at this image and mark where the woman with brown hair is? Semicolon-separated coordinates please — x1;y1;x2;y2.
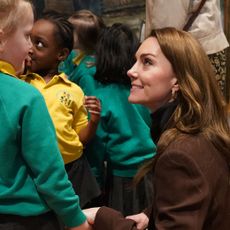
83;27;230;230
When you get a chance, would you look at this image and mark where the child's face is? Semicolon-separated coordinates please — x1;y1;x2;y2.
28;19;63;74
0;10;33;73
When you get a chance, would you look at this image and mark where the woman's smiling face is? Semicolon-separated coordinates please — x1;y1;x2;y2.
127;37;178;112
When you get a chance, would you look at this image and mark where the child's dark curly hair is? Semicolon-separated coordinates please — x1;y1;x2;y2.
94;23;139;85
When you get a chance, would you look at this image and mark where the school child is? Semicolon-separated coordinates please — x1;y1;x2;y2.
0;0;90;229
86;23;157;215
59;9;105;96
21;10;101;208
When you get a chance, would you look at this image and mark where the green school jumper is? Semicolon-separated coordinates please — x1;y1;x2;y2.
0;61;85;227
87;83;156;180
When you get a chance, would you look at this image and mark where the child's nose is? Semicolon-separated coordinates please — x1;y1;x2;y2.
28;37;33;49
28;48;33;56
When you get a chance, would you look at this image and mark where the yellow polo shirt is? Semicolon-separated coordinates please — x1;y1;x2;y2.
20;72;88;164
0;61;16;76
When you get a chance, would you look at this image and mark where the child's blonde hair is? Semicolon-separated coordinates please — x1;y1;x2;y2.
0;0;32;35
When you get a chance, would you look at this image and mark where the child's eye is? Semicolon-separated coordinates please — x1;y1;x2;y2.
36;41;44;48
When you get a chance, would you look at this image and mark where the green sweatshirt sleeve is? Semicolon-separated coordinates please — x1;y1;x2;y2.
21;91;86;227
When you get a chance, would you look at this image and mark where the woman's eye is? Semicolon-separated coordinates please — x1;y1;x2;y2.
143;58;153;65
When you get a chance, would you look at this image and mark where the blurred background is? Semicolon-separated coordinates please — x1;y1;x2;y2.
32;0;229;102
32;0;145;38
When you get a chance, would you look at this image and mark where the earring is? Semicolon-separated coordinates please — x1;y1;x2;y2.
171;88;177;101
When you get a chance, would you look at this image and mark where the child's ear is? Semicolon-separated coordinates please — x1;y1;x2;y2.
57;48;69;62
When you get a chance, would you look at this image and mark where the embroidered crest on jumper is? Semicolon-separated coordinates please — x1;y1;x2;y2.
56;90;73;107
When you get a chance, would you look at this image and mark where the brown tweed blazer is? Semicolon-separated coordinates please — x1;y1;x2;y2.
93;134;230;230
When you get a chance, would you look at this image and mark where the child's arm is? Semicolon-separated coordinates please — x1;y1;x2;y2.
79;96;101;145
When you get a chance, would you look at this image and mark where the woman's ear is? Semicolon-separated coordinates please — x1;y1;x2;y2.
172;82;179;93
172;77;179;93
170;78;179;101
57;48;69;62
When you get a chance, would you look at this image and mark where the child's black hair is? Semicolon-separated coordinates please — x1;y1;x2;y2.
94;23;139;85
41;10;74;52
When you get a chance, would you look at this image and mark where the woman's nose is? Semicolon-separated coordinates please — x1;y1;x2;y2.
127;64;137;79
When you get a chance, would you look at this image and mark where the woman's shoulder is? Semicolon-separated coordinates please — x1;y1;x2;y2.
159;133;227;172
167;133;204;148
164;134;213;156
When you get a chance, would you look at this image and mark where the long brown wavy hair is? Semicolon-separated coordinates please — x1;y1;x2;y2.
135;27;230;183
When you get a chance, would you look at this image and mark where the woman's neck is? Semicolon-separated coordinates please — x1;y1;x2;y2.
151;100;178;143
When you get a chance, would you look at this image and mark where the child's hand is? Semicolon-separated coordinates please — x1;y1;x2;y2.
79;96;101;144
84;96;101;124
